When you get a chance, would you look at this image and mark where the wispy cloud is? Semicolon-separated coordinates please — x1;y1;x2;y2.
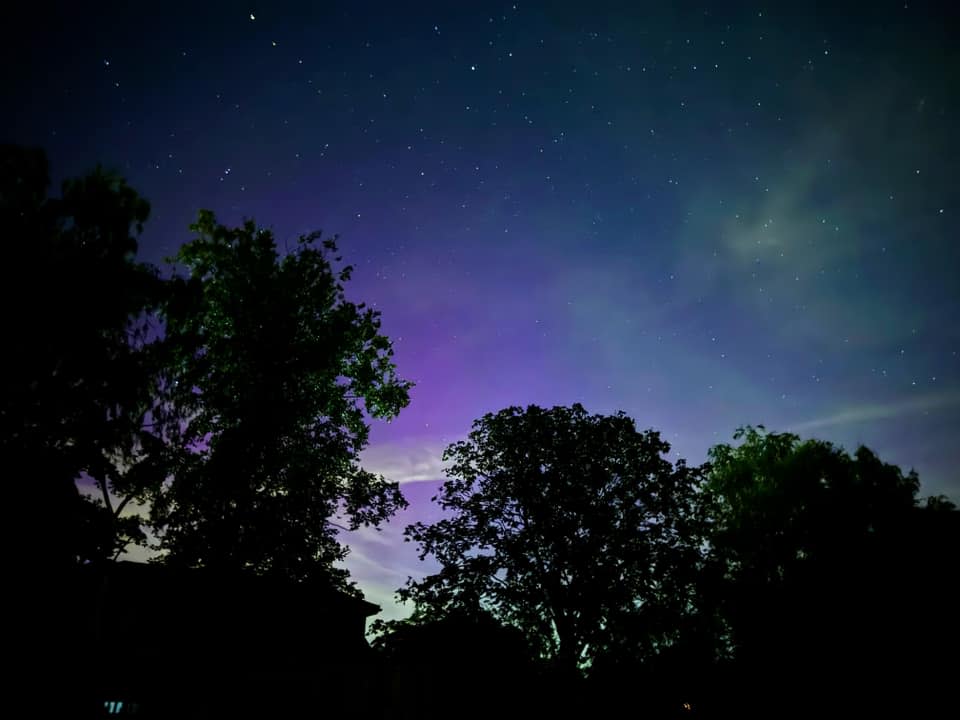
787;391;960;432
339;525;436;622
360;442;450;485
674;79;933;353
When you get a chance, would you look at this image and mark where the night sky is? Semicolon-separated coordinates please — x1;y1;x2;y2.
5;1;958;618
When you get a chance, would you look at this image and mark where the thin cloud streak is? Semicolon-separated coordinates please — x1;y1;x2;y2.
787;391;960;432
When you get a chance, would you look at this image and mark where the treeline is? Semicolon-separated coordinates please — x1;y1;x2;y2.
372;411;958;718
5;148;957;718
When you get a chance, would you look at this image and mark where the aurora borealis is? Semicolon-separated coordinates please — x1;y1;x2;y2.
5;1;958;618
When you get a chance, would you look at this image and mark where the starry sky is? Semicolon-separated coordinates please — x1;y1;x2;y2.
5;1;958;618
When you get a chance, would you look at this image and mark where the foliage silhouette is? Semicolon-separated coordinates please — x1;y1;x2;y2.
3;148;415;591
4;148;416;716
1;145;163;568
398;403;706;673
149;209;413;592
701;425;960;716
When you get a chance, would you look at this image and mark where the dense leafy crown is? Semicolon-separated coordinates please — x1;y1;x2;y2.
400;403;704;670
151;210;412;590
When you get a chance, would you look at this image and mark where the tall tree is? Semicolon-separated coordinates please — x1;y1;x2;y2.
1;145;163;568
399;404;705;672
151;210;412;592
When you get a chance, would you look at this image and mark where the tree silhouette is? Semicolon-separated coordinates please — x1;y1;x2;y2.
702;426;957;715
149;210;412;592
399;403;705;673
1;145;164;568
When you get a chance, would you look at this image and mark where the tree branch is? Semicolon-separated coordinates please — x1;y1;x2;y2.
98;476;114;515
114;493;133;518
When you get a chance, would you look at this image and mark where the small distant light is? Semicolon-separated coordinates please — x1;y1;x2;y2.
683;702;692;711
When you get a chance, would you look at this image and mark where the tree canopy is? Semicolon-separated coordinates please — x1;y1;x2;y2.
2;147;413;594
149;210;412;591
1;145;163;568
399;403;705;671
700;425;958;715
